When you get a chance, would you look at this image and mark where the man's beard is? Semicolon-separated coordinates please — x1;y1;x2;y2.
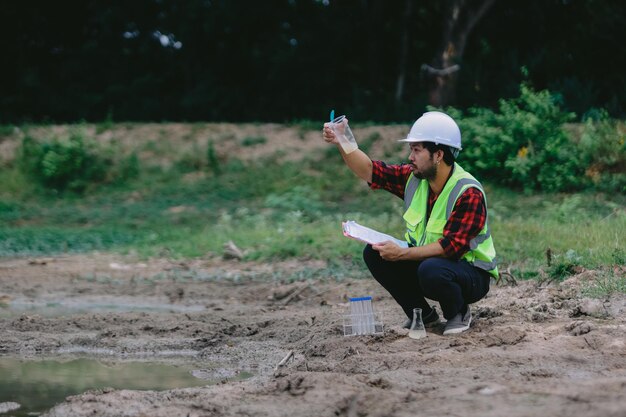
412;160;437;181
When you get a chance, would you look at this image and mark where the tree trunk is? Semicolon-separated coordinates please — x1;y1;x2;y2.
425;0;496;107
395;0;413;103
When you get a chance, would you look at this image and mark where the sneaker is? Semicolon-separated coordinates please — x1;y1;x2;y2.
402;307;441;329
443;306;472;335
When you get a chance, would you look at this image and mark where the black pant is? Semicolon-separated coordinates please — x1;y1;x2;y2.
363;244;490;320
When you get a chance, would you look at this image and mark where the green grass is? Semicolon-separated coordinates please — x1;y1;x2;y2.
0;226;141;256
488;188;625;275
582;269;626;298
0;124;624;286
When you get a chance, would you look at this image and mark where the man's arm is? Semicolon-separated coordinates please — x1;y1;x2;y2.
339;148;373;183
323;122;372;183
373;241;445;262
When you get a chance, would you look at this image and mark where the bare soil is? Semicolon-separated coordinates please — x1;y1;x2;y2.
1;254;625;417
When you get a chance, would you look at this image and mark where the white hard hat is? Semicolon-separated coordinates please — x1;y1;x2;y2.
398;111;462;151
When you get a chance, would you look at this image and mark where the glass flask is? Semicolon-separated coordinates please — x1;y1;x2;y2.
408;307;427;339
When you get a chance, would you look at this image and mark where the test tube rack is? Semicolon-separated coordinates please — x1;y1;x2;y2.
343;296;384;336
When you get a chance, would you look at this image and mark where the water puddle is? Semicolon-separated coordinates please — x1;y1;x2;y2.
0;357;241;416
0;296;205;317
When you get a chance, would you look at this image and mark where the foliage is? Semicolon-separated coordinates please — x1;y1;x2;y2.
449;84;582;191
577;110;626;193
2;122;624;290
445;84;625;193
19;134;110;192
18;133;138;193
3;1;626;123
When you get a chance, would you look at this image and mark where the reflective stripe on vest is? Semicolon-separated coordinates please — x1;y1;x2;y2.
445;178;493;251
404;177;419;212
473;258;498;271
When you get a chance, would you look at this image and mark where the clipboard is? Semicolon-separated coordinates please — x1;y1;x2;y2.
342;220;409;248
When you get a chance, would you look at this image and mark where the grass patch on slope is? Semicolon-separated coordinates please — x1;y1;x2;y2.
0;123;624;285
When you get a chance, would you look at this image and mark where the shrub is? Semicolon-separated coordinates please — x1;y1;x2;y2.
449;84;584;192
18;133;136;193
577;110;626;193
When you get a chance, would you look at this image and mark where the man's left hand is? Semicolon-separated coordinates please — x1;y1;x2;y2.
372;241;406;262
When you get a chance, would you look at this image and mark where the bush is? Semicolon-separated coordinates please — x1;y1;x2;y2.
444;83;626;193
578;110;626;193
18;133;136;193
449;84;584;191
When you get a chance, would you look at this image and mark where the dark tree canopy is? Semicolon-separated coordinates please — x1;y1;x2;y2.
1;0;625;123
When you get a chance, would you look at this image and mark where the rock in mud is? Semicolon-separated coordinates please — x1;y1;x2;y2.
565;321;593;336
474;306;502;319
480;327;526;347
570;298;609;318
273;374;309;396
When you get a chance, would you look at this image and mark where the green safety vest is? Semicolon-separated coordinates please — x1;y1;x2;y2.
403;163;499;279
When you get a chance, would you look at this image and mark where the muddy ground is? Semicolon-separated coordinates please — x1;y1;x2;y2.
1;254;625;417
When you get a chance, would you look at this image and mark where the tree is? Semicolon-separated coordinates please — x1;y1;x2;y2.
423;0;496;107
394;0;413;103
2;0;625;122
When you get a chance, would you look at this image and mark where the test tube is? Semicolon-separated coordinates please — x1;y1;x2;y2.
364;297;374;333
356;299;363;335
349;297;358;335
349;298;358;335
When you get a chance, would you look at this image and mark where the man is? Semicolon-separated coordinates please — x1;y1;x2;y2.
322;111;498;335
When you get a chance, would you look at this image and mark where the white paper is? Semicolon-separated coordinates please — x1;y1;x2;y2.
342;220;409;248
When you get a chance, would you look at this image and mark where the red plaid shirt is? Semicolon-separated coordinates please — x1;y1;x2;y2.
369;160;487;259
